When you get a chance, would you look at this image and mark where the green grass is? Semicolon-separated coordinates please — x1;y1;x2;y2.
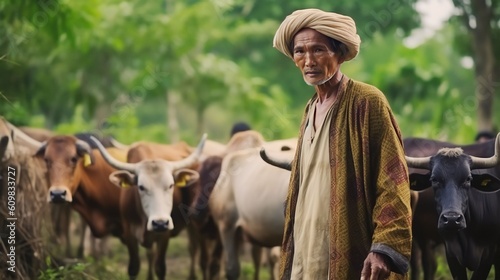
38;229;274;280
37;221;497;279
413;245;497;280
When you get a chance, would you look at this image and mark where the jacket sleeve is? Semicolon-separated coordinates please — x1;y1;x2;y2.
364;93;412;274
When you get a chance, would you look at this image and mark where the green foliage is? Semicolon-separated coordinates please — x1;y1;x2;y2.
39;257;90;280
0;0;496;144
348;24;477;143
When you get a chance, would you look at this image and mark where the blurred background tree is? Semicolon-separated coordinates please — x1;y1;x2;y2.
0;0;497;144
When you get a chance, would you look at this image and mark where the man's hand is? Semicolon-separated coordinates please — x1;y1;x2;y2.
360;252;391;280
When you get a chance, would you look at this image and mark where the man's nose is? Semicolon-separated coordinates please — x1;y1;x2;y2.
304;52;316;67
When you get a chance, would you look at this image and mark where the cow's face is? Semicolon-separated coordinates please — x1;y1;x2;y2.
428;151;473;231
36;136;93;203
110;160;198;232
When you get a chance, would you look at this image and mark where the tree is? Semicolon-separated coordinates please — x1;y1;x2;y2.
451;0;498;131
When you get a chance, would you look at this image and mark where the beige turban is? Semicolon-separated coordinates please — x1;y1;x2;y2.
273;8;361;61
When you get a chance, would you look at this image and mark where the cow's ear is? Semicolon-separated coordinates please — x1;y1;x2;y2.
409;173;431;191
35;142;47;158
76;141;95;167
471;173;500;192
109;170;136;188
174;169;199;188
82;153;93;167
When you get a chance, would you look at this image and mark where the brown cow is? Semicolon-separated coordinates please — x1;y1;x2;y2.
20;127;118;259
35;136;125;233
90;135;206;280
34;136;134;270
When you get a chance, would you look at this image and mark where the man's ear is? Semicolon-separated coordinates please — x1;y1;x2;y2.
109;170;137;188
174;169;199;188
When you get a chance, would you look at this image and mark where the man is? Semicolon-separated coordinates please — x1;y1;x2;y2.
273;9;412;279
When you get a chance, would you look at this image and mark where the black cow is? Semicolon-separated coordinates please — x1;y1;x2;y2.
404;136;500;280
406;134;500;279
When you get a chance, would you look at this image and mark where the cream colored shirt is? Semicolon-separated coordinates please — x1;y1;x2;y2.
291;97;334;279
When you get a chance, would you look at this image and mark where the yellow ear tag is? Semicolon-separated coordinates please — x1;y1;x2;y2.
481;179;491;187
120;181;130;188
83;154;92;167
175;175;191;188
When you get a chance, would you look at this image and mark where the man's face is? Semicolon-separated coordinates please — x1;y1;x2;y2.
292;28;343;86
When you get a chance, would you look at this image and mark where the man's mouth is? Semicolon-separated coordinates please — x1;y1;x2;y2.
305;70;320;75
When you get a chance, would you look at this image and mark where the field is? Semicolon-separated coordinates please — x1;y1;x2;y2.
38;234;499;280
38;226;274;280
3;206;497;280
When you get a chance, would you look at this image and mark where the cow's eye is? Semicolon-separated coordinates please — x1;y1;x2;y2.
138;185;146;191
70;157;78;164
465;176;473;184
169;184;174;189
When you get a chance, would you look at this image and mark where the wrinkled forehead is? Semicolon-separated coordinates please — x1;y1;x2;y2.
293;28;331;47
136;160;174;185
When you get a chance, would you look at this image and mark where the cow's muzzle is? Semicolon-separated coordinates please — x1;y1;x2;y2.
151;219;170;232
48;187;72;203
439;211;466;230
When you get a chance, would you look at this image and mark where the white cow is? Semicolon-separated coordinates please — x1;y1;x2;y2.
90;134;206;280
209;138;296;279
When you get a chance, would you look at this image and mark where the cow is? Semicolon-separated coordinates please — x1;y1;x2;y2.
190;130;289;280
190;155;225;280
404;136;500;280
90;134;206;280
33;135;143;274
1;119;43;161
19;127;123;259
405;133;500;279
206;136;296;280
0;118;52;278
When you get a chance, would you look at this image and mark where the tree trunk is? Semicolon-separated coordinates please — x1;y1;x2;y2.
471;0;495;132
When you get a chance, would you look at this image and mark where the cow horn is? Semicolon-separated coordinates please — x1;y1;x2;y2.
469;132;500;169
7;122;43;151
35;141;47;157
171;133;207;170
260;148;292;171
109;137;129;150
89;136;136;172
76;139;93;155
405;155;431;170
